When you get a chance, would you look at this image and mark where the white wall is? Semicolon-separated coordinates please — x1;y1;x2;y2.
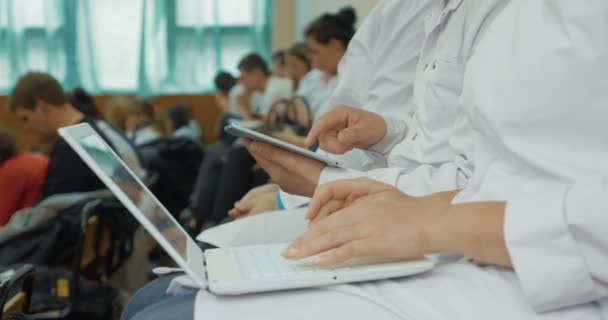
294;0;378;41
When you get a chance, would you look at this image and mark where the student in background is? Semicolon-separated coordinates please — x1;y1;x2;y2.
271;50;287;78
124;99;172;146
213;71;249;146
237;53;293;119
285;43;312;93
8;72;112;200
301;7;358;119
213;71;240;116
166;103;201;143
104;96;135;132
0;125;48;225
68;88;147;178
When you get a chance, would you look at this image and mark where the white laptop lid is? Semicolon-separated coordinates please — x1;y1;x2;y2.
59;124;207;287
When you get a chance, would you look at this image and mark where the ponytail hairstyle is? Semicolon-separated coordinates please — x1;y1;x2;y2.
304;7;357;48
68;87;102;119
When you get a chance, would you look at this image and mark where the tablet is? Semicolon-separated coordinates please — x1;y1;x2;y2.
224;123;342;167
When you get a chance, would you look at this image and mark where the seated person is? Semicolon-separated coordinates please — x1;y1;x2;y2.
236;53;293;120
8;72;114;201
123;99;172;146
166;103;201;143
271;49;287;78
0;125;49;225
104;95;135;132
212;71;244;146
68;88;147;178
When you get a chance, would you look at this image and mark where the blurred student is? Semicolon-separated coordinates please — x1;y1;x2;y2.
68;88;147;178
8;72;113;200
124;100;172;146
0;125;48;225
285;43;313;94
271;50;287;78
237;53;292;119
166;103;201;143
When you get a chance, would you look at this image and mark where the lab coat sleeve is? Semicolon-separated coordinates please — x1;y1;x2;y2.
319;166;413;193
367;115;410;157
505;180;608;312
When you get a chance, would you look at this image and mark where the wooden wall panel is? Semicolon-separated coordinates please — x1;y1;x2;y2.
0;94;222;151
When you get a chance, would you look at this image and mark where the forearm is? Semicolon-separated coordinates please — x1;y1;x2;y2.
428;199;513;268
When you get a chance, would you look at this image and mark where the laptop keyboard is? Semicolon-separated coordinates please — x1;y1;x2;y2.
231;245;321;280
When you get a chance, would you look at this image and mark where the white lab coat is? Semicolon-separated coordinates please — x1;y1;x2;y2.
318;0;506;197
325;0;432;118
279;0;432;208
318;0;433;171
450;0;608;313
195;1;608;318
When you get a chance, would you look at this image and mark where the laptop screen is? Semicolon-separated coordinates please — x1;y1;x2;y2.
78;133;188;260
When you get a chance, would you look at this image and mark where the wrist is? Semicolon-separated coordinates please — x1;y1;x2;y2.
426;201;507;261
426;204;474;255
303;165;324;197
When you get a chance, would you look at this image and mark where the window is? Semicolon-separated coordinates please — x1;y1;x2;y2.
0;0;271;94
0;0;66;91
168;0;271;92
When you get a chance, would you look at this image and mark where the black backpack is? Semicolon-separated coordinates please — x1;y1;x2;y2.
139;137;204;216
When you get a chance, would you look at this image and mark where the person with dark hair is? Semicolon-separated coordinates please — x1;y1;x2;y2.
214;72;238;96
237;52;292;118
167;103;202;143
213;71;245;116
8;72;116;200
67;87;102;119
67;89;148;178
0;125;49;225
272;50;287;78
304;7;356;77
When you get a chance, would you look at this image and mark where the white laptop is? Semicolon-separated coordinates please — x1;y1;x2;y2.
59;123;434;295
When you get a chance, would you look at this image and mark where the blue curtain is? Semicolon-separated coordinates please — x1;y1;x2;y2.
0;0;271;96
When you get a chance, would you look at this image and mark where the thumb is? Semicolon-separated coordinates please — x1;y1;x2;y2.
234;200;252;212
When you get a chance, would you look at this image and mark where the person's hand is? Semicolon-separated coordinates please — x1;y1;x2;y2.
244;139;325;196
228;184;279;219
271;127;306;147
307;179;459;223
305;106;387;154
306;178;395;223
283;178;457;267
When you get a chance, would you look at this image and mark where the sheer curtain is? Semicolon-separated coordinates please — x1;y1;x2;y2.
0;0;271;95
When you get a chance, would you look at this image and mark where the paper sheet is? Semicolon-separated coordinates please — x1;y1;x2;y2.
196;208;308;248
